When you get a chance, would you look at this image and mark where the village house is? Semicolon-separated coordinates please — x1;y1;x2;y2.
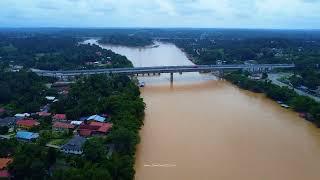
37;112;52;117
45;96;56;101
53;114;67;122
16;119;39;129
40;104;50;112
61;136;86;155
249;74;262;80
16;131;39;142
14;113;30;118
52;122;75;132
0;158;12;179
87;115;106;122
71;121;83;126
78;121;112;137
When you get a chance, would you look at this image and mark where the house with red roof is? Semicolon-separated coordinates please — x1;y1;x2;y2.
53;114;67;122
0;158;12;179
52;122;75;132
78;122;112;137
16;119;39;129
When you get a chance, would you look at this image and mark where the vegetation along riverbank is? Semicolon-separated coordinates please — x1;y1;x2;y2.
224;71;320;127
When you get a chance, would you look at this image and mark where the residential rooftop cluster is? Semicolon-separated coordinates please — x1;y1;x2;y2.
0;91;114;177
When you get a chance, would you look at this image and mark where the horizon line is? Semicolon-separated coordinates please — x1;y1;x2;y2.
0;27;320;31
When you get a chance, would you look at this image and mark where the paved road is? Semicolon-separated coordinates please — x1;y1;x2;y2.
268;73;320;102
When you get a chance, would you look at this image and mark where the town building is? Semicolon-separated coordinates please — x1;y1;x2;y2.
61;136;86;155
16;131;39;142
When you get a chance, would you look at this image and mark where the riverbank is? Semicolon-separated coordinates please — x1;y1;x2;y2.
224;71;320;127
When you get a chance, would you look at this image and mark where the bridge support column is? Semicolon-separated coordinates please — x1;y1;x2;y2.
170;73;173;83
218;70;224;78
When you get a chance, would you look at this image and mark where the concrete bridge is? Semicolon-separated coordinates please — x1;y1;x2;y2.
32;64;295;82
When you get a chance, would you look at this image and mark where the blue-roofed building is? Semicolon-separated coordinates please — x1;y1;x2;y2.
87;115;106;122
16;131;39;142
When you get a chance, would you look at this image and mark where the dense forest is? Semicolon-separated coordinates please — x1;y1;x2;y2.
0;35;132;70
0;70;53;113
98;34;153;47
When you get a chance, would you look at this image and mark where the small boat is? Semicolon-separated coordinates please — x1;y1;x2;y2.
139;82;145;87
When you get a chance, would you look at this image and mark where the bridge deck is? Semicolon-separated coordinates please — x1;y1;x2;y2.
32;64;295;77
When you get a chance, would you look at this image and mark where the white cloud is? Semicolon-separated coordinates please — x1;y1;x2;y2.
0;0;319;28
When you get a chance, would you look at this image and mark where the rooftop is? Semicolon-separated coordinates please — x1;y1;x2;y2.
87;115;106;122
0;117;18;127
16;119;39;128
0;158;12;169
14;113;30;118
16;131;39;140
53;114;66;120
37;112;52;117
71;121;83;125
78;122;112;136
45;96;56;101
53;122;75;129
61;136;86;152
0;170;10;178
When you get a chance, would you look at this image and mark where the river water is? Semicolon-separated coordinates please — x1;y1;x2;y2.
85;40;320;180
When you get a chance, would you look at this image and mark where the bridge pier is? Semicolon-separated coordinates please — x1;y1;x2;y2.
170;73;173;83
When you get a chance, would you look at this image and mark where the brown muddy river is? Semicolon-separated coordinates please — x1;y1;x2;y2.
86;40;320;180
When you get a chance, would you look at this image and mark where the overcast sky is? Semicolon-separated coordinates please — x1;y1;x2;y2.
0;0;319;29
